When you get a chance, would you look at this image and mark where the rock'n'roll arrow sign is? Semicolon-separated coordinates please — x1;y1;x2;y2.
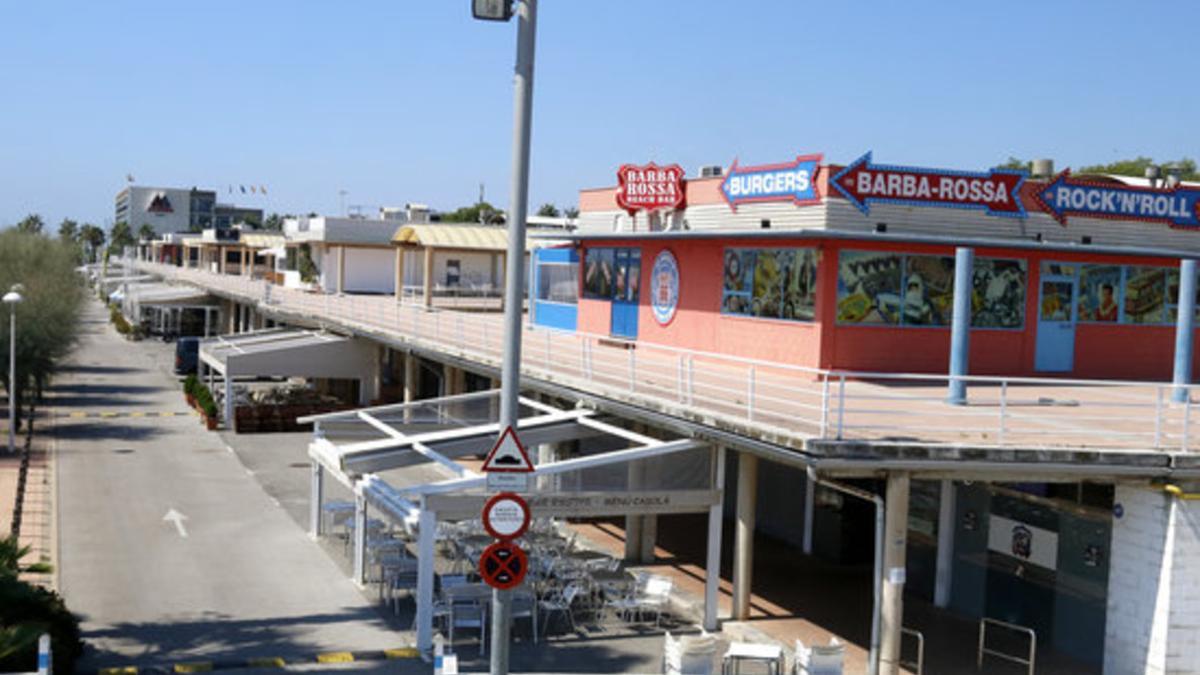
163;508;189;538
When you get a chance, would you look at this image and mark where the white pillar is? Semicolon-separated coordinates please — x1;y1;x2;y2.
704;446;726;631
733;451;758;620
416;505;437;654
309;462;324;538
933;480;956;608
1103;483;1200;674
337;245;346;294
353;492;368;587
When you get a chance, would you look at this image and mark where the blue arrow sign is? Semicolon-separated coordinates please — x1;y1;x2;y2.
1033;170;1200;228
720;154;823;211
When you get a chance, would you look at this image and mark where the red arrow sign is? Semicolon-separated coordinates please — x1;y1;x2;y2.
479;541;528;590
831;152;1026;217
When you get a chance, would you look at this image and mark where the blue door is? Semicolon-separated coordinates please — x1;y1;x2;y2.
610;248;640;339
1035;267;1077;372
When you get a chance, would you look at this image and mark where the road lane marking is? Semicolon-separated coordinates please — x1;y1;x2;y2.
163;508;189;538
316;652;354;664
173;663;212;673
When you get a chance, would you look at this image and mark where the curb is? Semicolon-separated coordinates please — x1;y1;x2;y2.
96;647;421;675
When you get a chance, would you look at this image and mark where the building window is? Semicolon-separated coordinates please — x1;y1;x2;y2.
838;250;1026;328
722;248;818;321
583;248;615;299
536;262;578;304
445;259;461;287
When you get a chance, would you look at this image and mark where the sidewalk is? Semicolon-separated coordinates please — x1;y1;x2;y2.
0;425;55;589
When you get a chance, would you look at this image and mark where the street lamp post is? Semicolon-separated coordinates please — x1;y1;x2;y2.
474;1;538;673
3;287;23;455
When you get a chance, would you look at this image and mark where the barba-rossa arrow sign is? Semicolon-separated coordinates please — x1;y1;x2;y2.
831;152;1026;218
720;154;823;211
1033;169;1200;229
481;425;534;491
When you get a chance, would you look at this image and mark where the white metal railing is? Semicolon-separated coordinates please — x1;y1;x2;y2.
977;618;1035;675
131;259;1200;453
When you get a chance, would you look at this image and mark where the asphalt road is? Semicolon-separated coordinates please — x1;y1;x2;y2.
55;300;410;671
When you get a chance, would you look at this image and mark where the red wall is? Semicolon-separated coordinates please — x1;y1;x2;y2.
576;237;1200;381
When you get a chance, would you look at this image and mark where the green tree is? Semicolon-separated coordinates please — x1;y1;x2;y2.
996;157;1032;173
14;215;43;235
78;224;105;263
563;206;580;219
262;213;286;231
109;221;134;253
56;219;78;243
1078;156;1200;181
536;203;560;218
441;201;505;224
0;230;85;435
0;534;82;674
137;223;156;241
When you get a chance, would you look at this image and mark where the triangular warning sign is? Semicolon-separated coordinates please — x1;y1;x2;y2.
481;426;534;473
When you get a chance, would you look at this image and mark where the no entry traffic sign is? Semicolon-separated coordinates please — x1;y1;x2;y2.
482;492;530;541
479;541;528;590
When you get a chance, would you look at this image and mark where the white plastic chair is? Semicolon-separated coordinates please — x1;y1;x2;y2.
539;583;582;636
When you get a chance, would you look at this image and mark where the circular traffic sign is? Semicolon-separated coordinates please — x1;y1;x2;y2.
478;541;528;590
482;492;530;541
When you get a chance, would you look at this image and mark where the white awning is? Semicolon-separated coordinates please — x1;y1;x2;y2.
199;328;375;379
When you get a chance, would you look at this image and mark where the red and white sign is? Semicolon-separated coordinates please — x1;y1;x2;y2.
481;426;534;491
481;426;534;473
616;163;686;215
482;492;530;541
479;541;528;590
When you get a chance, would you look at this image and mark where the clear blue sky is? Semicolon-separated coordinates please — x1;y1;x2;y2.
1;1;1196;230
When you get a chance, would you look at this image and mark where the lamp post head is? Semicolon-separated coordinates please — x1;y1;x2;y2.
2;291;22;305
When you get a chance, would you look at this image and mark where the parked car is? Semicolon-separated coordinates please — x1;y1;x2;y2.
174;337;200;375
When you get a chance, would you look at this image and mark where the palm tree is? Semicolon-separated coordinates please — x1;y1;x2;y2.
0;535;52;580
138;223;156;242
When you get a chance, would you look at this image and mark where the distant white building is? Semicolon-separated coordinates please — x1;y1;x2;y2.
114;185;263;235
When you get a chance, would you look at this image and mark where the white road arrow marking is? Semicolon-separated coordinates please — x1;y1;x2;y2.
163;508;189;538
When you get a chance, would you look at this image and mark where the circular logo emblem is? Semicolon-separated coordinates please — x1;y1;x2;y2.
650;249;680;325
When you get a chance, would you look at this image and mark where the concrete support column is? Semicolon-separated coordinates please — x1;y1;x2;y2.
444;365;459;396
733;451;758;621
416;505;437;654
947;247;974;405
422;246;434;309
402;351;416;424
219;248;226;274
803;473;815;555
625;458;646;562
537;442;557;491
1102;483;1200;674
352;493;368;587
309;462;324;538
336;246;346;294
933;480;956;608
879;472;911;675
223;374;234;430
241;247;249;276
704;445;727;631
1173;259;1197;403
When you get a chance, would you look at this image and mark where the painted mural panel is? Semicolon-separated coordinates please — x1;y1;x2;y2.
1077;265;1121;322
903;255;954;326
1124;266;1167;324
837;250;902;324
722;248;817;321
971;258;1026;329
